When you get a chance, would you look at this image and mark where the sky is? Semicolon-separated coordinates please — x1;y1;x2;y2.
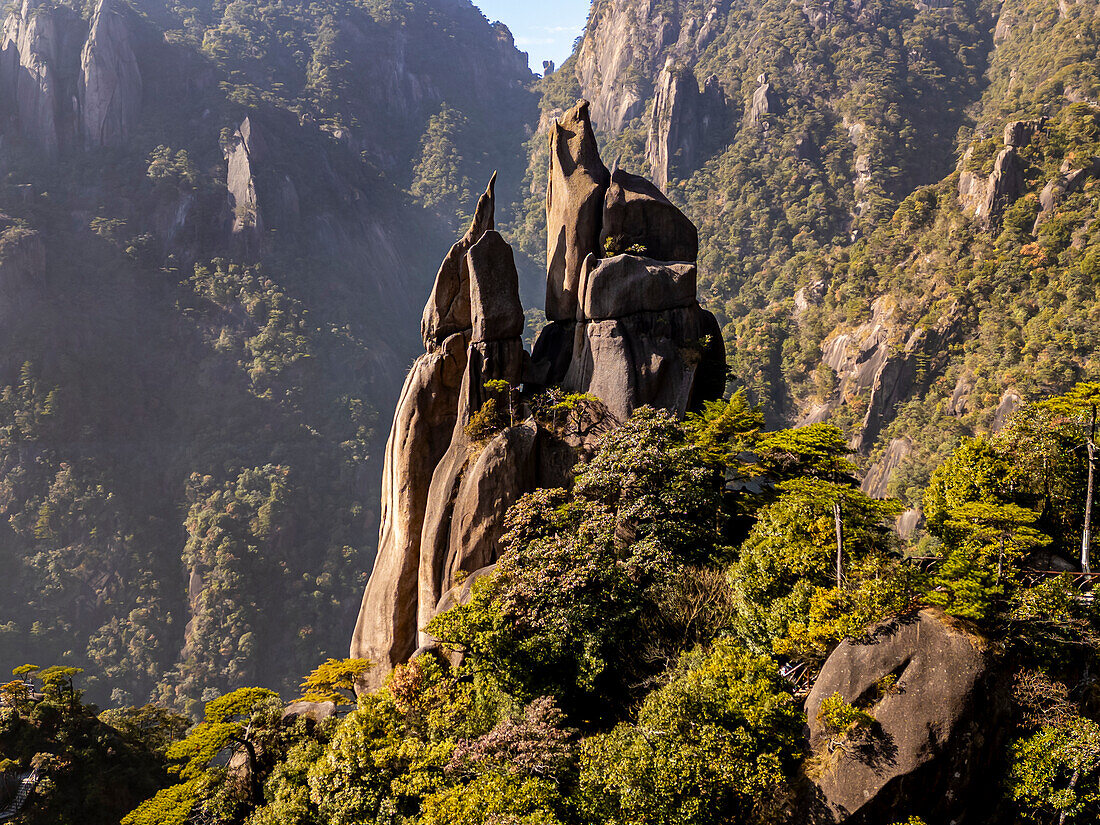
474;1;590;73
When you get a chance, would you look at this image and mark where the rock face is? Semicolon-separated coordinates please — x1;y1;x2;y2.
546;101;610;322
600;167;698;264
353;100;725;689
747;74;779;128
805;609;1007;824
79;0;141;148
958;119;1046;228
0;0;140;153
811;296;961;453
226;117;265;256
646;65;729;189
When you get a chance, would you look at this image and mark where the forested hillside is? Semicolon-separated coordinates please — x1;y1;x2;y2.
514;0;1100;496
0;0;535;710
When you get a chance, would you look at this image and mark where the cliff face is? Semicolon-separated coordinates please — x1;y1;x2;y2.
353;100;725;689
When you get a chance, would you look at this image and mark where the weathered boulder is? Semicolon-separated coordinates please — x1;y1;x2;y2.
1003;118;1045;148
578;253;696;320
468;229;523;342
546;101;610;322
282;700;337;725
79;0;141;148
422;175;496;346
563;300;725;422
805;609;1007;825
599;167;698;263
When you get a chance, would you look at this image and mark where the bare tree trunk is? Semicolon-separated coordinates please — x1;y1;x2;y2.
1083;406;1095;574
835;500;844;589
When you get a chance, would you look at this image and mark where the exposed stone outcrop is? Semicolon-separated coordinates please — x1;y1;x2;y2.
600;166;698;264
354;101;725;689
958;119;1046;228
1033;156;1100;232
646;65;730;190
813;296;961;453
747;74;779;128
861;437;911;499
805;609;1007;824
79;0;141;148
0;0;79;154
225;117;265;256
545;101;610;322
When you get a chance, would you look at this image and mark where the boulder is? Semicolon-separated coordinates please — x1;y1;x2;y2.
1003;118;1045;148
599;167;698;263
422;174;496;346
468;229;523;342
563;302;725;421
578;253;696;320
546;101;610;321
282;700;337;724
805;609;1007;825
79;0;141;148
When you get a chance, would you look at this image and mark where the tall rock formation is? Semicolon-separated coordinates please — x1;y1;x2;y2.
545;101;610;322
79;0;142;148
353;99;726;689
646;65;729;190
225;117;265;256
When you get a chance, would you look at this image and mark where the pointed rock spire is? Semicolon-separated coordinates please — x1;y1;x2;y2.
545;101;609;322
422;173;496;347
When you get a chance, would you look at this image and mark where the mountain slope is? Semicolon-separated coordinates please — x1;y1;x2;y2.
0;0;536;710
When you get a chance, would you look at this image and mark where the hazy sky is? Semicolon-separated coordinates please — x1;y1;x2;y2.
474;1;590;73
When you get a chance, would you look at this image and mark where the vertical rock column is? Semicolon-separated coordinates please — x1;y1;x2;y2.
79;0;141;148
350;178;497;688
417;229;527;647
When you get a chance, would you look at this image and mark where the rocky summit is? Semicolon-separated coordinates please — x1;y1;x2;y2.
352;99;725;688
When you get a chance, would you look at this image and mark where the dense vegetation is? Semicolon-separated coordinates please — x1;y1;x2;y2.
8;387;1097;823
